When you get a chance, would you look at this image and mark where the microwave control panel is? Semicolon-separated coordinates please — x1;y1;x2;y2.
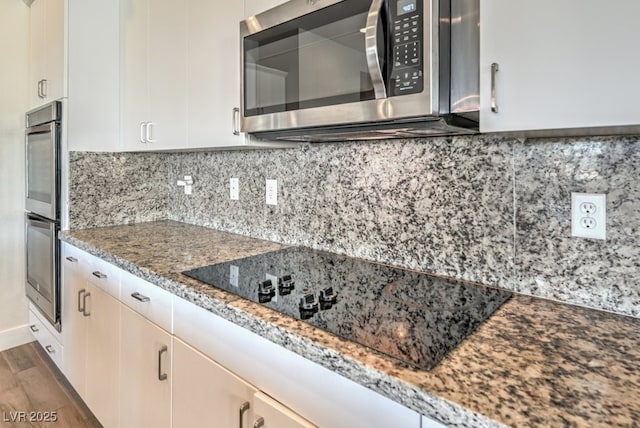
389;0;423;96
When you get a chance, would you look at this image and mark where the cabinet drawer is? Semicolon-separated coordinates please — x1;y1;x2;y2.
29;309;64;370
62;243;89;275
85;252;121;299
120;271;173;333
173;296;422;428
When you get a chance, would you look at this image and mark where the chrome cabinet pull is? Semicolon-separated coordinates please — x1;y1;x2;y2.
490;62;499;113
131;292;150;302
146;122;156;143
41;79;47;98
92;271;107;279
140;122;147;143
158;345;168;381
66;256;78;262
78;289;87;313
253;417;264;428
82;292;91;317
232;107;240;136
45;345;55;354
29;324;39;333
239;402;250;428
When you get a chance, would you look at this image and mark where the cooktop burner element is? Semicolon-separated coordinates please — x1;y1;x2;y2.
183;247;512;370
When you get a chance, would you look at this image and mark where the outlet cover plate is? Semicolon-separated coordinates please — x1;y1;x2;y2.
229;265;239;287
230;178;239;200
571;192;606;240
266;179;277;205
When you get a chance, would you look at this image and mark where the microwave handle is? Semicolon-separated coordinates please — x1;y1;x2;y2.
365;0;387;99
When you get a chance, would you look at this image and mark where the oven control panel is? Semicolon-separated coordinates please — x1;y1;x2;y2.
389;0;423;97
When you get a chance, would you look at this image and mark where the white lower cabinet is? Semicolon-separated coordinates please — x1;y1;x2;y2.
173;338;314;428
28;304;63;369
61;243;121;428
173;296;422;428
252;392;315;428
120;305;172;428
173;337;258;427
83;283;121;428
61;246;88;394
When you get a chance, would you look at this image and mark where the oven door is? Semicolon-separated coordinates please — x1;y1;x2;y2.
26;121;59;221
25;213;60;331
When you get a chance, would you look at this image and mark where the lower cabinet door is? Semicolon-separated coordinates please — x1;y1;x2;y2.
172;337;257;428
120;305;172;428
252;392;315;428
61;247;88;397
84;284;120;428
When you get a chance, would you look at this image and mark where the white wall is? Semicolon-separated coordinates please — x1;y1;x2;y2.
0;0;30;349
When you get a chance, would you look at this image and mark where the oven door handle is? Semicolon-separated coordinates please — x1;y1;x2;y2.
26;122;55;136
365;0;387;99
26;213;54;229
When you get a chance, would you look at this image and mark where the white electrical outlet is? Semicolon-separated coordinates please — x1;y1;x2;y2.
266;179;277;205
230;178;239;200
571;193;606;240
229;265;239;287
266;273;278;302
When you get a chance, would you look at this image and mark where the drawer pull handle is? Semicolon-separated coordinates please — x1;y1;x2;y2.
158;345;168;381
78;289;87;313
82;292;91;317
45;345;55;354
131;292;150;303
30;324;39;333
253;417;264;428
232;107;240;136
92;271;107;279
239;402;250;428
490;62;499;113
66;256;78;262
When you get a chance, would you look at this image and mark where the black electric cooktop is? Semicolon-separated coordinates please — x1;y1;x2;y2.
183;247;512;371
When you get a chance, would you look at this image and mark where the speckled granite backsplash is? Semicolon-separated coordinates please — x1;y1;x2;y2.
69;135;640;317
69;152;169;228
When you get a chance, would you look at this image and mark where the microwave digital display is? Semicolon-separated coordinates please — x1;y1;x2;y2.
397;0;417;16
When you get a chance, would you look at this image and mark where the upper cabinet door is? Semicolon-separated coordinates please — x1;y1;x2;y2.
186;0;244;148
147;0;187;149
480;1;640;133
120;0;149;150
120;0;187;151
28;0;65;108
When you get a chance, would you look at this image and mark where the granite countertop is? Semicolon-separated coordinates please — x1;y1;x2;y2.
60;220;640;427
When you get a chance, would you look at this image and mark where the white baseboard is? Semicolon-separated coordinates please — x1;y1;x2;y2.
0;325;34;352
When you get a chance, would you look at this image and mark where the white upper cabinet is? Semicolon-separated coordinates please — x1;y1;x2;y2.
28;0;65;108
480;1;640;133
120;0;188;151
244;0;288;18
67;1;120;151
186;0;245;148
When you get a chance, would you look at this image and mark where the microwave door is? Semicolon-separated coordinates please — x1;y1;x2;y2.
26;122;58;220
365;0;388;99
242;0;387;130
25;213;60;329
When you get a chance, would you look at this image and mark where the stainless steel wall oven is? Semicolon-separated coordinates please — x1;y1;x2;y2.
25;101;61;331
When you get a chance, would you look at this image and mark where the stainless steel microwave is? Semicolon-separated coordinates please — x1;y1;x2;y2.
240;0;479;142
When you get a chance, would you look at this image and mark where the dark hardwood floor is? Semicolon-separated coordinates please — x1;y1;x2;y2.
0;342;100;427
